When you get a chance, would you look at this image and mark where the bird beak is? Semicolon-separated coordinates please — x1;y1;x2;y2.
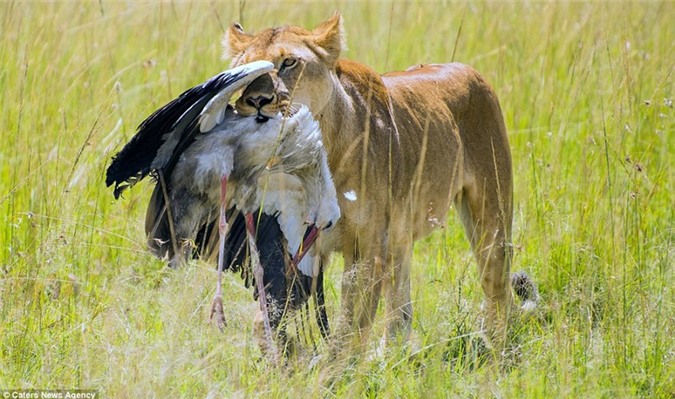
291;224;319;268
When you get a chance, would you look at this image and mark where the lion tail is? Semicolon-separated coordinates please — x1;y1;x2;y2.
511;271;539;312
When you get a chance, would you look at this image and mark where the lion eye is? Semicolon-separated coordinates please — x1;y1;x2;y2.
281;57;298;70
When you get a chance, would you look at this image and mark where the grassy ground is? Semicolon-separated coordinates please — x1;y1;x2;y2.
1;1;672;397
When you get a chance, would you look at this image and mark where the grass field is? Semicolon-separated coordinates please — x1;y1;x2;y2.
1;1;673;397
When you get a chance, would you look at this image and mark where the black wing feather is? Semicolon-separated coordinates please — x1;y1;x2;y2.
105;69;247;198
220;211;313;310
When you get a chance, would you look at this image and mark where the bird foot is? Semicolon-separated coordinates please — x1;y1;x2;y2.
209;294;227;332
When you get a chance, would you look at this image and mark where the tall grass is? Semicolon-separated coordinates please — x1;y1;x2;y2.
0;1;672;397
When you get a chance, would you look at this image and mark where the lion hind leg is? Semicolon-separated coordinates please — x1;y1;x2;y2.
456;185;513;348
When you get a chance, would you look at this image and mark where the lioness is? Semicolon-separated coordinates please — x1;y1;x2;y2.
225;13;536;350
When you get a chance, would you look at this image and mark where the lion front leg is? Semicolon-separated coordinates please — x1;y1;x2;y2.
334;246;385;351
382;243;414;347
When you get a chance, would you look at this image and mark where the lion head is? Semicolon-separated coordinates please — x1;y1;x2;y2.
222;13;346;120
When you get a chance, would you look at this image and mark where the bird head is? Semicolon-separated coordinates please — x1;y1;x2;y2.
291;198;340;268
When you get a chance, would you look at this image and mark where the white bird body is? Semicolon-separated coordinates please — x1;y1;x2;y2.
169;106;339;276
106;61;339;355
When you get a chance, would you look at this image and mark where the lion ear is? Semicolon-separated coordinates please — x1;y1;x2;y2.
222;23;253;61
312;12;346;67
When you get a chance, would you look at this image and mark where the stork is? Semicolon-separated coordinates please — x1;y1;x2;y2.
105;61;340;358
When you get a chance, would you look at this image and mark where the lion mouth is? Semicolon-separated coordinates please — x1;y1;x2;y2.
254;102;299;123
255;113;270;123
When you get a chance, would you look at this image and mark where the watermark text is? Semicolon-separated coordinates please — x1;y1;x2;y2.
2;390;98;399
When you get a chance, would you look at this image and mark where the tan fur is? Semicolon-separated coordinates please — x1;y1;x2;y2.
224;14;519;349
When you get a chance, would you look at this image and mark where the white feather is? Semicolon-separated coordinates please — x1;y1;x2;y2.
344;190;357;201
199;113;218;133
256;172;317;277
171;99;339;279
215;107;225;126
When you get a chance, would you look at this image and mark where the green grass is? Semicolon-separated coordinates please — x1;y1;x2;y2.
1;1;673;397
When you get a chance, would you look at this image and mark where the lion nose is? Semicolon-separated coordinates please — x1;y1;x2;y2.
246;95;274;110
